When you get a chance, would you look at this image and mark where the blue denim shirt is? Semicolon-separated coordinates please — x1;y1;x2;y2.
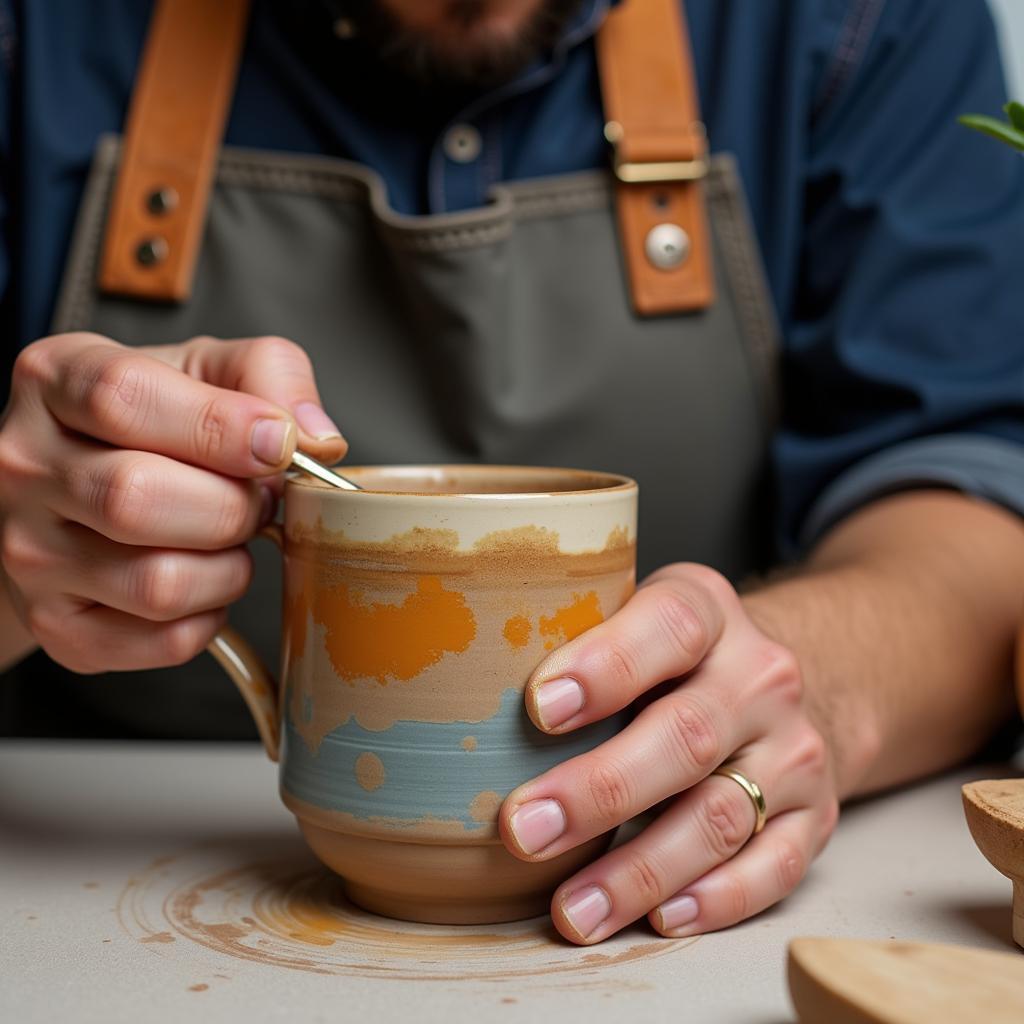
2;0;1023;554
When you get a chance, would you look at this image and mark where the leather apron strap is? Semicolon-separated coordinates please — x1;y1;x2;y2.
98;0;250;302
98;0;713;315
595;0;715;315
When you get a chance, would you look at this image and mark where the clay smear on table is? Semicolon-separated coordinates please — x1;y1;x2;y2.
118;840;694;983
285;524;634;744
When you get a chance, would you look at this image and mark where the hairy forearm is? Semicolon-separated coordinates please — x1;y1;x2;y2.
743;490;1024;800
0;568;38;671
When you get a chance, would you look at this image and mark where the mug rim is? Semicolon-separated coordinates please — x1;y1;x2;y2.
285;463;637;499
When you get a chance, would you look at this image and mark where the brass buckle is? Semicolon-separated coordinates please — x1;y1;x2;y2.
604;121;709;183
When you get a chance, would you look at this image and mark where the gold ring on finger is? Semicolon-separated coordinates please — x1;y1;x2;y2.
712;765;767;836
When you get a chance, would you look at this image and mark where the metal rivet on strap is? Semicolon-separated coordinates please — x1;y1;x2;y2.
146;187;179;215
443;123;483;164
645;223;690;270
136;237;169;266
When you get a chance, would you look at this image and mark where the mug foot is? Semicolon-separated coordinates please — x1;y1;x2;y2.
296;817;612;926
344;881;551;925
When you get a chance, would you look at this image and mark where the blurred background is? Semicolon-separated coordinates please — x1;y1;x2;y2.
991;0;1024;96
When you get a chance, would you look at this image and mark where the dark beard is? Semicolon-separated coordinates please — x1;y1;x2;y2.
330;0;584;89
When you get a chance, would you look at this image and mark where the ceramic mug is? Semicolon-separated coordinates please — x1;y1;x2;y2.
209;464;638;924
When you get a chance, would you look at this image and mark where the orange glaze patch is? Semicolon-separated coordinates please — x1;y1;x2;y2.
285;564;314;663
502;615;531;649
313;575;475;683
539;591;603;651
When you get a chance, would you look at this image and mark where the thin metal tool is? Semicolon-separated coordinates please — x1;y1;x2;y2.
290;450;361;490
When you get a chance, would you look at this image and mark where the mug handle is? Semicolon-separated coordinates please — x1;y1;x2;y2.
205;523;283;762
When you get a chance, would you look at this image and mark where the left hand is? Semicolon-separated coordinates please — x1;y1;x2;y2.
498;563;840;944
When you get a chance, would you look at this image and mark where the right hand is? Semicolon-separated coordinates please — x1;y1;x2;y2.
0;332;347;673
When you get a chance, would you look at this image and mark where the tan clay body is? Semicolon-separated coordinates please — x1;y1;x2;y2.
212;465;638;924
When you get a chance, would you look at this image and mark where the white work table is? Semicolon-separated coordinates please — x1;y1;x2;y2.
0;741;1017;1022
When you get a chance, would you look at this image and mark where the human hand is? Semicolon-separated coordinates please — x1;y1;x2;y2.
498;563;839;943
0;332;346;672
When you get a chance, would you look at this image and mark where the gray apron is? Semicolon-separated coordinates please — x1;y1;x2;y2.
4;75;778;739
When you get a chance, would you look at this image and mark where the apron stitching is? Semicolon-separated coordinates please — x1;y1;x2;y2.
214;150;613;245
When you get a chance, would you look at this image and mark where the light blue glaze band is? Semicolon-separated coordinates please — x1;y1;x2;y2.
280;686;622;830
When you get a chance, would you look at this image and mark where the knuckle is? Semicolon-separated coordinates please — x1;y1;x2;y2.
86;354;151;435
0;521;49;579
717;868;751;924
790;724;829;778
0;437;31;492
98;460;155;536
773;837;807;895
597;639;644;697
751;640;803;705
135;555;191;620
699;786;753;860
584;759;636;825
191;398;231;463
676;563;737;609
26;606;91;669
11;338;54;388
161;617;214;665
621;853;670;907
253;335;310;369
652;586;708;661
661;698;720;774
210;486;253;545
216;547;254;603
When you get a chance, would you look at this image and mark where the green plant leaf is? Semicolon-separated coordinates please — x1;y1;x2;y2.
1005;101;1024;132
958;113;1024;152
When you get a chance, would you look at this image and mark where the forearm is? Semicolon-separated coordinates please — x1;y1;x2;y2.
0;568;38;671
743;490;1024;800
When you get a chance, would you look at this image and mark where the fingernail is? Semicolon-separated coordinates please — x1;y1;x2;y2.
251;418;293;466
294;401;343;441
534;677;584;730
258;486;277;527
562;885;611;940
508;798;566;855
656;893;698;932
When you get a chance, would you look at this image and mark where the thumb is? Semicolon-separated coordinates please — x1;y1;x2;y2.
150;335;349;465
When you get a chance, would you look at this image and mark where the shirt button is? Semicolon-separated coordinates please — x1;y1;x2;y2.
443;123;482;163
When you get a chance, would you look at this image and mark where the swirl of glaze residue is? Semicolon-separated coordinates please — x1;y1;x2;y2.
117;840;696;982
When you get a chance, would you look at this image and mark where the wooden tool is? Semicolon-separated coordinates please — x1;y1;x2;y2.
963;779;1024;948
788;937;1024;1023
